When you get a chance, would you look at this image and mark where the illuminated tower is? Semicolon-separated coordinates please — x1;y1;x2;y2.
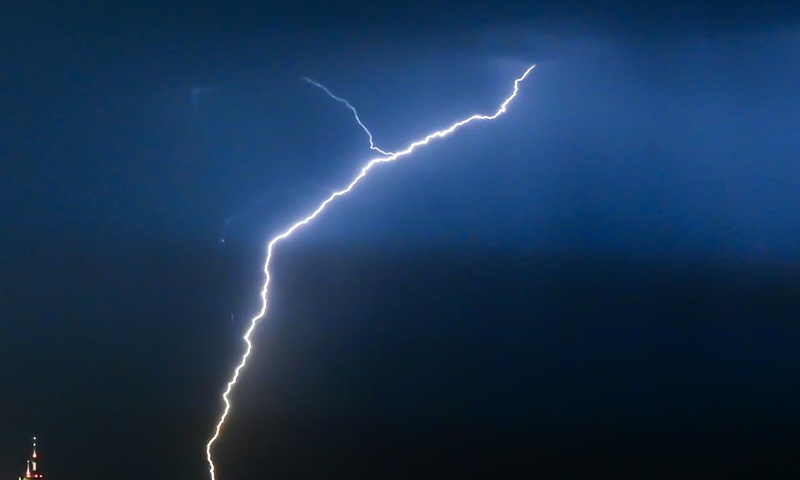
19;437;43;480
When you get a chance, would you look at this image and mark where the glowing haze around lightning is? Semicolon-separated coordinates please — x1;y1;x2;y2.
206;64;536;480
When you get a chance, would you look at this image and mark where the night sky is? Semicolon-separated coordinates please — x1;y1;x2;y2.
2;1;800;479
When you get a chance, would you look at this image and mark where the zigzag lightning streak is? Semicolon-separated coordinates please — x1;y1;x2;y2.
206;64;536;480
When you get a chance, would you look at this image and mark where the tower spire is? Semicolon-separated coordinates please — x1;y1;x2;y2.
20;436;43;480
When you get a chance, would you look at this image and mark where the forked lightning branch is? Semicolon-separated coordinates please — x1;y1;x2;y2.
206;64;537;480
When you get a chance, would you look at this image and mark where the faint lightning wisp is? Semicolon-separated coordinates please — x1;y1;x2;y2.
192;86;217;111
206;64;536;480
301;76;394;156
218;181;332;245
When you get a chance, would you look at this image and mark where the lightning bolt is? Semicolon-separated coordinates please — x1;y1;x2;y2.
206;64;536;480
301;76;395;156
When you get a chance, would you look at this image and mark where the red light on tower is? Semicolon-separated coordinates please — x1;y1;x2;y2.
22;437;43;480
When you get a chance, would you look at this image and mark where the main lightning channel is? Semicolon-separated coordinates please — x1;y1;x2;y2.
301;76;395;156
206;64;536;480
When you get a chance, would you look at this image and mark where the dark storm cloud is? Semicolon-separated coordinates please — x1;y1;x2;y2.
8;1;800;42
2;2;800;480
